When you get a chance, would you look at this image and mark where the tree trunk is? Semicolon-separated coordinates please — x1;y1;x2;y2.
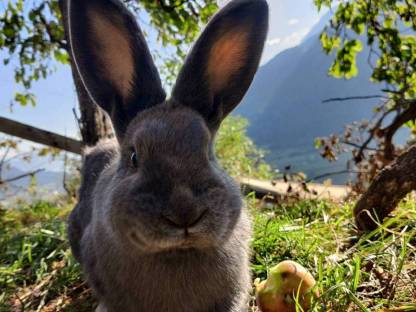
59;0;114;147
71;71;114;146
354;145;416;231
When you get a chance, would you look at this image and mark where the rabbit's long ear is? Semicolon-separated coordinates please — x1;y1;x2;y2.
66;0;166;139
171;0;268;131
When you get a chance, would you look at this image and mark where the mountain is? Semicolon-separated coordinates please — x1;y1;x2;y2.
235;17;383;183
1;166;65;203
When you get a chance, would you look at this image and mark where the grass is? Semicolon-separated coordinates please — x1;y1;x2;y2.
0;196;415;312
0;200;93;312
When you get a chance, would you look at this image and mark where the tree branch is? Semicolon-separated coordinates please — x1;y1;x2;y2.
305;170;366;183
382;101;416;160
354;145;416;231
322;95;387;103
0;169;45;185
342;140;380;152
38;14;67;50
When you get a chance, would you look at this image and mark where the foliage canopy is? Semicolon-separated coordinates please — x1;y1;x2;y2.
0;0;217;107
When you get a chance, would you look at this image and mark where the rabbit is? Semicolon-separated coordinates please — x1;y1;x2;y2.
64;0;268;311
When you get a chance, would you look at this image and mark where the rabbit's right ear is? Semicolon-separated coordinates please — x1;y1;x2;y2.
65;0;166;140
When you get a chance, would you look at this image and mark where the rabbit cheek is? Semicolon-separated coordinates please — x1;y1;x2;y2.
214;190;243;240
107;186;161;251
112;212;163;253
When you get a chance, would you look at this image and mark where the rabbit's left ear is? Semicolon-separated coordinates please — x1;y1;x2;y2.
171;0;269;131
66;0;166;140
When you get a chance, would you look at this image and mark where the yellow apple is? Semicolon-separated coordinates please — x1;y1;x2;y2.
255;260;319;312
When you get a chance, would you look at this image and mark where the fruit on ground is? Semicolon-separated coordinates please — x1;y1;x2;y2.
255;260;319;312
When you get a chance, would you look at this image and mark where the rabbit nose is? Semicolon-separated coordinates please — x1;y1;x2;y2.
162;187;206;229
163;209;206;229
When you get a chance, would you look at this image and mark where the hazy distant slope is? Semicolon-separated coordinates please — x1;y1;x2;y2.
1;167;64;202
235;19;382;181
238;35;380;149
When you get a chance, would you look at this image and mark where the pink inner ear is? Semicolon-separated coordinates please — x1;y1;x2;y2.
207;30;249;94
90;8;135;100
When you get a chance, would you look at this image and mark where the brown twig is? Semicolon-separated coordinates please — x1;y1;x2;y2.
0;169;45;185
322;95;388;103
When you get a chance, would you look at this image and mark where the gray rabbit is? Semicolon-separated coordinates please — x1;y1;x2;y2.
64;0;268;311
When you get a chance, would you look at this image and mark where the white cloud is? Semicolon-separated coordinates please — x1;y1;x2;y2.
281;27;310;47
288;18;300;26
267;37;281;46
262;27;311;64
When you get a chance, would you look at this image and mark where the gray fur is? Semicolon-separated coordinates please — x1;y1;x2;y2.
66;0;268;311
69;109;252;311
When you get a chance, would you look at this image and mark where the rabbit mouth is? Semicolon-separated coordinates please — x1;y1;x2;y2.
128;229;210;253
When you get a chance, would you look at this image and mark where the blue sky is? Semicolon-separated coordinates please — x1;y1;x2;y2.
0;0;324;147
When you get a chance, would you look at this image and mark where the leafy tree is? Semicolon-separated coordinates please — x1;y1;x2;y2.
315;0;416;229
314;0;416;192
216;116;272;179
0;0;217;144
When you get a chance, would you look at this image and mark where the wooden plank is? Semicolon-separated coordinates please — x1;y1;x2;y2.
0;117;82;155
238;177;350;201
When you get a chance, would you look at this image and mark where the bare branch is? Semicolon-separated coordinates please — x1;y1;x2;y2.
322;95;387;103
354;107;395;163
382;102;416;160
0;169;45;185
342;141;380;151
306;170;365;183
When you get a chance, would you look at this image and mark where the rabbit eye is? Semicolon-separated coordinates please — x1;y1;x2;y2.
130;151;138;168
